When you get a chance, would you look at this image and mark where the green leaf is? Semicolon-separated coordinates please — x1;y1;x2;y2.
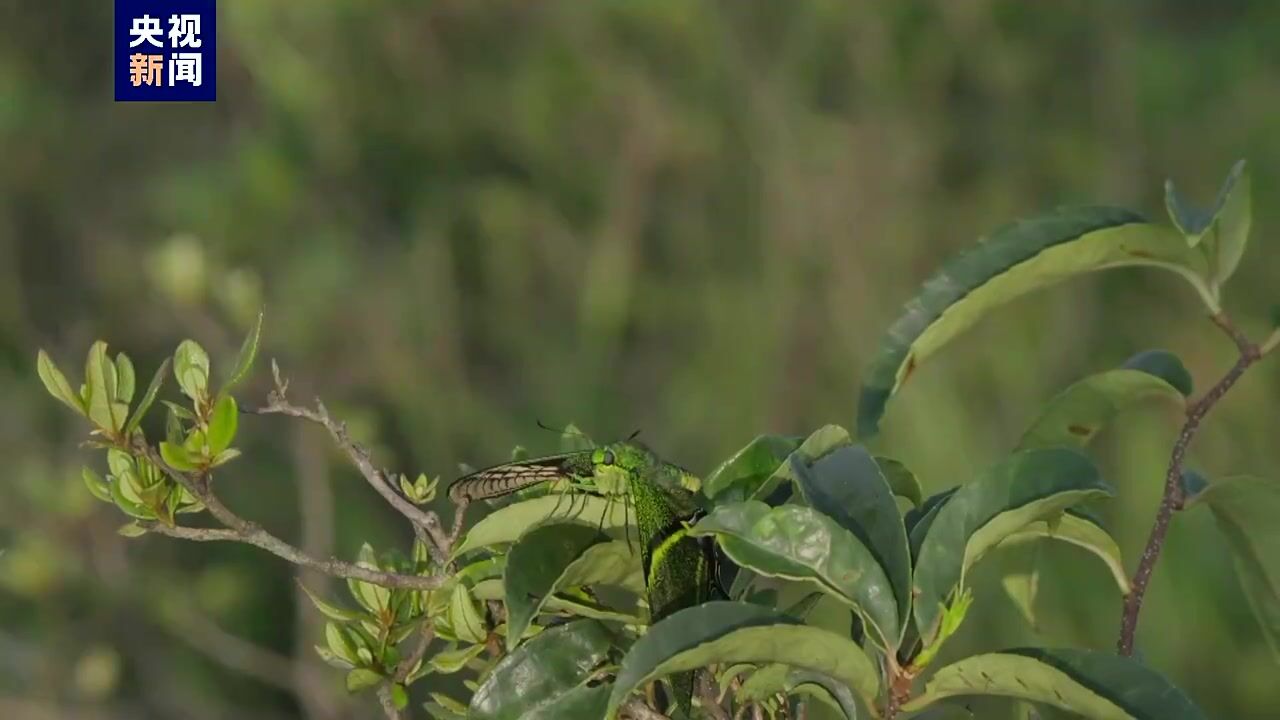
999;512;1130;596
209;448;242;467
605;602;879;718
82;466;112;503
222;310;264;393
791;446;913;641
37;350;86;415
206;395;238;455
391;684;409;710
1017;351;1189;450
1166;160;1251;287
448;583;487;645
428;643;487;674
857;207;1213;437
470;620;615;720
85;341;124;432
692;502;899;649
325;622;360;666
703;434;802;500
902;648;1207;719
559;539;645;595
174;339;211;402
345;667;383;693
299;583;364;622
1185;475;1280;660
159;441;201;472
452;494;631;558
504;524;609;650
1122;349;1194;396
876;456;924;507
913;448;1112;643
115;353;136;403
125;358;171;435
749;425;853;502
559;423;594;452
785;670;865;720
117;522;148;537
521;683;611;720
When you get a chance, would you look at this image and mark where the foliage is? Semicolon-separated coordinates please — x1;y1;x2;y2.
33;161;1280;719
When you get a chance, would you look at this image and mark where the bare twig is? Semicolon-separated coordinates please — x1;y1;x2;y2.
142;522;443;590
250;385;452;556
135;444;444;590
1117;312;1266;655
376;685;403;720
393;622;436;683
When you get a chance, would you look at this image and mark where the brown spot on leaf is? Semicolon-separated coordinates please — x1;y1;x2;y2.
902;355;918;386
1128;249;1155;259
1068;424;1094;436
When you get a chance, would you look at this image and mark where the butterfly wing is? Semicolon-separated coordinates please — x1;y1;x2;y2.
447;452;594;503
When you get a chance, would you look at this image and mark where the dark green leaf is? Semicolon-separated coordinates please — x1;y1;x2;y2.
913;448;1112;642
1185;475;1280;660
749;425;853;502
470;620;615;720
1165;161;1251;287
876;455;925;507
523;683;611;720
605;602;879;718
125;358;171;435
504;524;608;650
1122;350;1193;396
902;648;1207;720
791;446;912;641
222;310;263;393
704;434;802;500
692;501;898;648
858;207;1211;437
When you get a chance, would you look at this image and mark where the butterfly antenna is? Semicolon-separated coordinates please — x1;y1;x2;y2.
627;428;642;441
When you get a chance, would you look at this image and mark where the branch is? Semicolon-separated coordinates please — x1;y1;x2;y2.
1117;312;1265;655
376;685;403;720
249;377;454;556
136;444;444;590
622;699;672;720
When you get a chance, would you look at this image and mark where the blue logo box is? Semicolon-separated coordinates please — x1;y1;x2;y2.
115;0;216;101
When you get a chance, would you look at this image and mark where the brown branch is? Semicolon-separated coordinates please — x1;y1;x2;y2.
142;522;443;590
376;685;403;720
135;444;444;590
393;622;436;683
249;387;453;556
1117;312;1265;655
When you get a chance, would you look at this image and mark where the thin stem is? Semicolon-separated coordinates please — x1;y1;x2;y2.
137;444;444;590
376;685;403;720
251;392;452;556
1117;312;1264;655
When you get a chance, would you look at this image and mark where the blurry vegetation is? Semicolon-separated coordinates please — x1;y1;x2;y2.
5;1;1280;718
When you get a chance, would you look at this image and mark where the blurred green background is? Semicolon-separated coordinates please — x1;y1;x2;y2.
3;1;1279;717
